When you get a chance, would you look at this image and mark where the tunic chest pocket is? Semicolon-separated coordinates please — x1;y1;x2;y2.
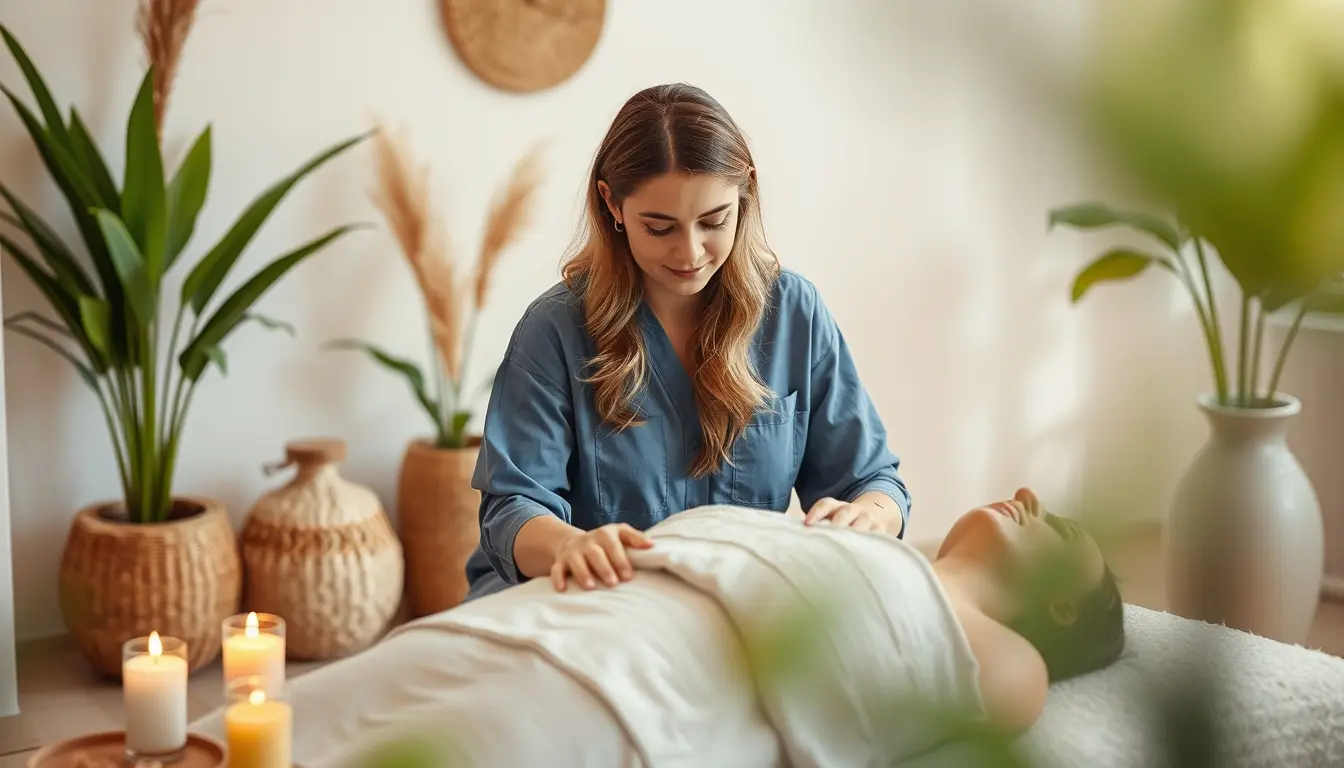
730;390;806;508
594;416;670;522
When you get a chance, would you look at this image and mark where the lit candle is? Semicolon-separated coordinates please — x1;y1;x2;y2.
122;631;188;761
224;688;292;768
222;612;286;699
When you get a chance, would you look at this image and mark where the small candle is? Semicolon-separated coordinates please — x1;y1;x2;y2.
122;631;188;761
224;688;292;768
222;612;286;699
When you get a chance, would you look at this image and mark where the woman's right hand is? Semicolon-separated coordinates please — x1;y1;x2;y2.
551;523;654;591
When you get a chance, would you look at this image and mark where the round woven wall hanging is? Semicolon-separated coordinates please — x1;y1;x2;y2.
440;0;606;93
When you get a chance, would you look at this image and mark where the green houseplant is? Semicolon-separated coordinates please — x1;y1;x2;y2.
1048;0;1344;645
0;19;368;674
1048;202;1344;409
326;123;543;616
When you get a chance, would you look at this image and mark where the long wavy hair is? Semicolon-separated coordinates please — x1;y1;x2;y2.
561;83;781;477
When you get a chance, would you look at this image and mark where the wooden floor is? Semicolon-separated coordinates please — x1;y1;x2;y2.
2;529;1343;766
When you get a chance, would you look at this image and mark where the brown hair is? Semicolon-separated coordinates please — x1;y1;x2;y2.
561;83;781;477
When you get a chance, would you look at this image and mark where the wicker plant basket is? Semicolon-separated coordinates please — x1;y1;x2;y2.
397;437;482;617
58;497;241;677
239;439;403;660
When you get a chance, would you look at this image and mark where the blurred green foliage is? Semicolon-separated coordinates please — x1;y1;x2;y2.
1051;0;1344;408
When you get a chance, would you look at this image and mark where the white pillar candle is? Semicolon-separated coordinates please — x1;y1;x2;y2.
122;631;188;758
222;612;286;700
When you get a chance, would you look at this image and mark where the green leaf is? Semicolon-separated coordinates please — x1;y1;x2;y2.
164;125;212;268
0;232;103;370
1304;280;1344;315
0;85;99;213
0;181;97;296
1259;277;1320;314
120;68;167;283
1070;248;1169;303
77;296;111;357
2;319;97;390
242;311;296;336
1049;202;1183;252
324;338;441;427
450;410;471;439
203;345;227;376
91;209;156;326
0;84;114;283
67;109;120;210
0;24;70;148
181;131;372;315
4;311;73;338
179;224;363;380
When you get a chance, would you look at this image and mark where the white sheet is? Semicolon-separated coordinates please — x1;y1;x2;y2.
192;505;986;767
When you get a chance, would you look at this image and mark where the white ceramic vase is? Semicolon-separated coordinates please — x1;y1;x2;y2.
1165;393;1325;645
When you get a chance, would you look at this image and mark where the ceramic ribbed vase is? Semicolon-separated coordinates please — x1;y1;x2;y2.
1165;394;1325;644
239;438;404;660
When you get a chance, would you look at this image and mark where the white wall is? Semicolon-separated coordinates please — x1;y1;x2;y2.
0;0;1222;641
0;245;17;715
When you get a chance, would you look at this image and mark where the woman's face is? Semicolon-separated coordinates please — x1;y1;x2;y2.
937;488;1107;609
599;171;741;301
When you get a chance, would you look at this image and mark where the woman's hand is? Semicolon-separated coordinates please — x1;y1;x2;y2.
803;493;903;535
551;523;654;592
804;497;882;532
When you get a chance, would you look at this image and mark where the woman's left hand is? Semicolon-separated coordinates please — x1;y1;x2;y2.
803;497;884;532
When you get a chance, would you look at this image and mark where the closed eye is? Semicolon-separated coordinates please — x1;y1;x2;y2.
642;215;733;238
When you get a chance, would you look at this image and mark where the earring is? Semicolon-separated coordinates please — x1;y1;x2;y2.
614;220;624;232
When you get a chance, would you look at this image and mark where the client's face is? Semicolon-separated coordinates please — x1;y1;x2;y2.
936;488;1107;621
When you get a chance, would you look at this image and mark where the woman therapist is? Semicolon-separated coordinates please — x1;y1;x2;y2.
463;83;911;600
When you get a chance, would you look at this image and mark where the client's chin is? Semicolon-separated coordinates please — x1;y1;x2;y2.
935;507;1009;562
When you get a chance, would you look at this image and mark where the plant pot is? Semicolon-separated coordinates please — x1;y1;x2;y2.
396;437;482;618
58;497;242;677
240;438;404;660
1165;394;1325;644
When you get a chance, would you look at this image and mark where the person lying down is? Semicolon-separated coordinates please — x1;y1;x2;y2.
191;488;1125;767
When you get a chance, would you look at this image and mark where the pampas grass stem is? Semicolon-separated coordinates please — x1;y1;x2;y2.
367;119;546;443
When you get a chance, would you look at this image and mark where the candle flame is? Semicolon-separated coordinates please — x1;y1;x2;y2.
148;631;162;658
245;611;259;638
248;689;266;706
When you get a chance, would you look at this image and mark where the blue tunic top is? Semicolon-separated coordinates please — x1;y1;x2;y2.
464;269;911;600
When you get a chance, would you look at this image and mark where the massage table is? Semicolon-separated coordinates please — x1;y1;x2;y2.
908;603;1344;767
192;508;1344;766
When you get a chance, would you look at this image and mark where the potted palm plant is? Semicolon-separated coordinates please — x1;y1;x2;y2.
1049;0;1344;645
327;124;544;617
0;12;369;675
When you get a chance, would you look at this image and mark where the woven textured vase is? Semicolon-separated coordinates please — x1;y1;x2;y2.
397;437;482;617
58;497;241;677
239;438;403;660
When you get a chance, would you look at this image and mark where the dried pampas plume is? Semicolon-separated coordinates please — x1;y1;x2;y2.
368;121;463;381
367;119;547;385
474;143;546;309
135;0;201;134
